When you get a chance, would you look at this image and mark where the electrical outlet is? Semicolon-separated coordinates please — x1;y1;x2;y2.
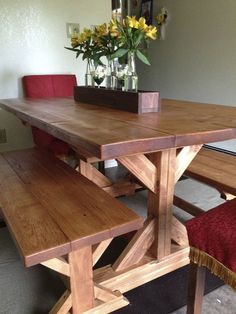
0;129;7;143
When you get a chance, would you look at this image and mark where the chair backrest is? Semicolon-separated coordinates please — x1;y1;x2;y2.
22;74;77;152
22;74;77;98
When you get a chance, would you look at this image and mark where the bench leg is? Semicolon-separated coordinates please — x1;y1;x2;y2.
0;207;6;227
98;161;105;175
187;262;206;314
0;206;3;219
69;246;94;314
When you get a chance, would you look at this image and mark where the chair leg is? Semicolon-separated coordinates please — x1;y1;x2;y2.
187;262;206;314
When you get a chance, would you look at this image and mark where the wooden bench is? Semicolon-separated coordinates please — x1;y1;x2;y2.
174;147;236;217
0;148;143;314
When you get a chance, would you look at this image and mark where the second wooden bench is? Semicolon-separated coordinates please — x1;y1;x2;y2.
174;147;236;217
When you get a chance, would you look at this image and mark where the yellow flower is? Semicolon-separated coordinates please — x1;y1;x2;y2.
110;27;120;37
66;15;157;68
145;25;157;40
127;16;139;29
78;32;87;43
156;8;168;26
83;28;92;37
156;14;165;25
109;19;117;28
109;19;120;37
95;23;108;36
71;35;79;47
72;28;92;45
138;17;148;30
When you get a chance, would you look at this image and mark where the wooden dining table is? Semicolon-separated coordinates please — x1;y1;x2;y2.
1;96;236;310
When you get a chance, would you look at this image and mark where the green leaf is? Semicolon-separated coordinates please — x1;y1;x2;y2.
136;50;151;65
64;47;81;52
94;59;104;68
133;32;144;49
64;46;83;59
83;51;90;60
118;55;127;65
93;56;103;67
111;48;129;59
76;51;81;58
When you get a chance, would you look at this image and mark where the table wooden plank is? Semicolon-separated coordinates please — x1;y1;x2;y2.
1;97;236;159
0;98;175;159
51;119;175;159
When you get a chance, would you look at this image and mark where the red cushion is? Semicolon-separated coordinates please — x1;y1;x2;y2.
22;74;77;98
49;139;73;155
22;75;77;155
52;75;77;97
186;199;236;273
31;126;54;148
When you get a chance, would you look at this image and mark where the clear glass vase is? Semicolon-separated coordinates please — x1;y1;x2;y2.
106;57;117;89
124;52;138;92
116;64;128;91
85;59;95;87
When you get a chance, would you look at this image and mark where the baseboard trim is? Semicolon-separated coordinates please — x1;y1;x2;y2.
204;144;236;156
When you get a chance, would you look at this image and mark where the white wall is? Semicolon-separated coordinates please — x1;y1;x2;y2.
0;0;111;152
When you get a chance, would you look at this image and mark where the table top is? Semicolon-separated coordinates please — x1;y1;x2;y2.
1;97;236;159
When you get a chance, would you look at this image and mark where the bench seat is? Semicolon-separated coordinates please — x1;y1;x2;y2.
0;148;143;267
173;147;236;217
185;147;236;196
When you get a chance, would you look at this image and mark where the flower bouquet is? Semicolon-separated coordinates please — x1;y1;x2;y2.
65;16;157;91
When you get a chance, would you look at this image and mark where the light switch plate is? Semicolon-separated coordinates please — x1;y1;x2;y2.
66;23;80;38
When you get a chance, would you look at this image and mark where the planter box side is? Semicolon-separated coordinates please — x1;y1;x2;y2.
74;86;160;114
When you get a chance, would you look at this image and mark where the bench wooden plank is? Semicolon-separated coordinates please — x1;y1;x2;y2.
0;148;143;313
0;155;71;267
2;149;143;251
185;147;236;195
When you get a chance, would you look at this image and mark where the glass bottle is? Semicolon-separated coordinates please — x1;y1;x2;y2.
106;56;115;89
111;58;120;90
116;64;128;91
85;59;95;87
124;52;138;92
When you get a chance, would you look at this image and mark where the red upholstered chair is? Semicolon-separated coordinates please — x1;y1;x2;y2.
22;74;77;158
186;199;236;313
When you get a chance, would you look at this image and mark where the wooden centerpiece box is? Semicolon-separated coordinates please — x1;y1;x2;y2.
74;86;160;114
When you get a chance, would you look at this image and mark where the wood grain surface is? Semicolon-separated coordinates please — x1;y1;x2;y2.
186;147;236;195
0;154;70;266
74;86;160;114
69;247;94;313
1;97;236;159
0;148;143;266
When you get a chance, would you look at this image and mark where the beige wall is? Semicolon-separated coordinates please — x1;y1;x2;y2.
0;0;111;152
